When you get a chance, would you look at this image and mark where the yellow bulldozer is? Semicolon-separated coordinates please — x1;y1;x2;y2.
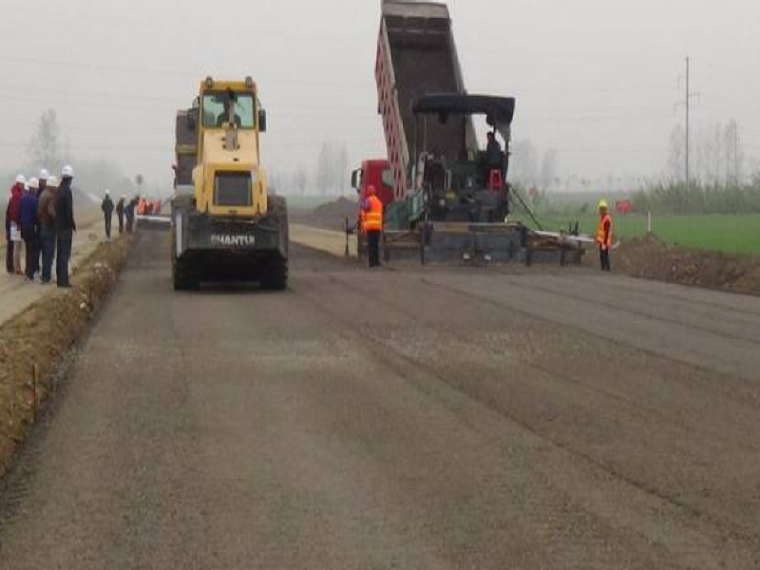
171;77;289;290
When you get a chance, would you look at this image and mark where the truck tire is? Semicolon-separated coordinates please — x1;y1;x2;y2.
260;257;288;291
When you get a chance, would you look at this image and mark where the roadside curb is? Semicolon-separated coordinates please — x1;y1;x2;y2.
0;234;136;476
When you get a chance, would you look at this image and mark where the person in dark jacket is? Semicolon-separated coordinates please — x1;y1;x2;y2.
37;169;49;270
116;196;125;234
101;190;115;240
55;166;77;288
125;197;137;233
37;176;58;284
37;169;49;197
20;178;40;280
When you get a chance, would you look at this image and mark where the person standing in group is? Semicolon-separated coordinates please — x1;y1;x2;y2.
37;169;48;197
36;169;49;269
101;190;114;240
5;175;25;273
596;199;613;272
55;166;77;288
116;195;125;234
361;185;384;269
37;176;58;285
20;178;40;281
8;175;25;275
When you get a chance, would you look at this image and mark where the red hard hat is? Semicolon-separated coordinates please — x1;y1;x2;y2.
367;185;377;196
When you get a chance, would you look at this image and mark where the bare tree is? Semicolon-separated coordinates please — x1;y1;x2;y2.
294;165;308;195
666;124;685;181
27;109;60;169
314;141;350;195
510;139;539;187
539;149;558;191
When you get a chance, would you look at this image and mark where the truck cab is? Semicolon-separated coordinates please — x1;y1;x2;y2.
350;159;395;207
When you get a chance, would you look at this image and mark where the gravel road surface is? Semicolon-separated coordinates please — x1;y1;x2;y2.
1;232;759;569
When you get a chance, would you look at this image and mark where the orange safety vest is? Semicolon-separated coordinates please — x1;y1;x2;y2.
363;195;384;232
596;213;612;248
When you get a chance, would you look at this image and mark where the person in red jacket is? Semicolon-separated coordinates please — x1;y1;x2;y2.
5;178;22;273
7;175;25;275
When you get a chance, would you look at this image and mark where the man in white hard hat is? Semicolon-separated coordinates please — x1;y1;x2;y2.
20;178;40;280
55;165;77;287
38;176;59;284
36;169;49;269
38;169;49;197
101;190;114;240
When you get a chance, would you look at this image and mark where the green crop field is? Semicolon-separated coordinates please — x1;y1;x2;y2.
518;213;760;256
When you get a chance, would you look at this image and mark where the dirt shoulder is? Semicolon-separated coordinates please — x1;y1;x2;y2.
0;235;134;476
586;235;760;296
290;197;357;232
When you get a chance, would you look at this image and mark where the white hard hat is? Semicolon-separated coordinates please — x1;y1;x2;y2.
16;174;26;185
28;177;40;190
61;165;74;178
47;176;59;188
39;168;49;180
105;189;110;195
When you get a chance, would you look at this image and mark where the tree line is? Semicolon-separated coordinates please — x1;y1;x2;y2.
2;109;138;200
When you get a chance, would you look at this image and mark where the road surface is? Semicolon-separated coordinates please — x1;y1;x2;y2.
1;231;759;569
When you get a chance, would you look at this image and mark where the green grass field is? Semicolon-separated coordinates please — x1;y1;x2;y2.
519;214;760;256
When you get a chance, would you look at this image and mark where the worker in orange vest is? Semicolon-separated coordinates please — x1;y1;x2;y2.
362;185;384;268
595;199;613;272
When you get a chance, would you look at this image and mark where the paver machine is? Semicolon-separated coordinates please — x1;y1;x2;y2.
353;0;584;265
171;77;289;290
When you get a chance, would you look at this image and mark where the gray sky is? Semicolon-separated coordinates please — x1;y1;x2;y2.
1;0;759;191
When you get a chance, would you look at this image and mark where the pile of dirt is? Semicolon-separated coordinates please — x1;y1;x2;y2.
0;235;134;475
589;235;760;295
292;197;358;231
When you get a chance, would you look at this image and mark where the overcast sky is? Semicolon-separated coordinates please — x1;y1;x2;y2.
1;0;759;191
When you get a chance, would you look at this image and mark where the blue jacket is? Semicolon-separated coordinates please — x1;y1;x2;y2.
20;193;38;227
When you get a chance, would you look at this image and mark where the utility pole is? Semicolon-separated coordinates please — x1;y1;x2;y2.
682;57;699;200
734;123;740;185
685;56;691;192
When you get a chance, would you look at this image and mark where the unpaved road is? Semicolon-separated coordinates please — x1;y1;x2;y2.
1;232;759;569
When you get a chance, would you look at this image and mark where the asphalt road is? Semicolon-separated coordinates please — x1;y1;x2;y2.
1;232;759;569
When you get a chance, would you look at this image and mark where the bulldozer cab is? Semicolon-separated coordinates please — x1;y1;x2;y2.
191;77;269;217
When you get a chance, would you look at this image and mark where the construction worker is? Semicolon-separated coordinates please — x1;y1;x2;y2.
8;175;25;275
6;175;25;274
37;169;49;270
361;185;384;268
20;178;40;280
596;199;613;272
37;168;49;197
38;176;58;285
101;190;114;240
55;165;77;288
